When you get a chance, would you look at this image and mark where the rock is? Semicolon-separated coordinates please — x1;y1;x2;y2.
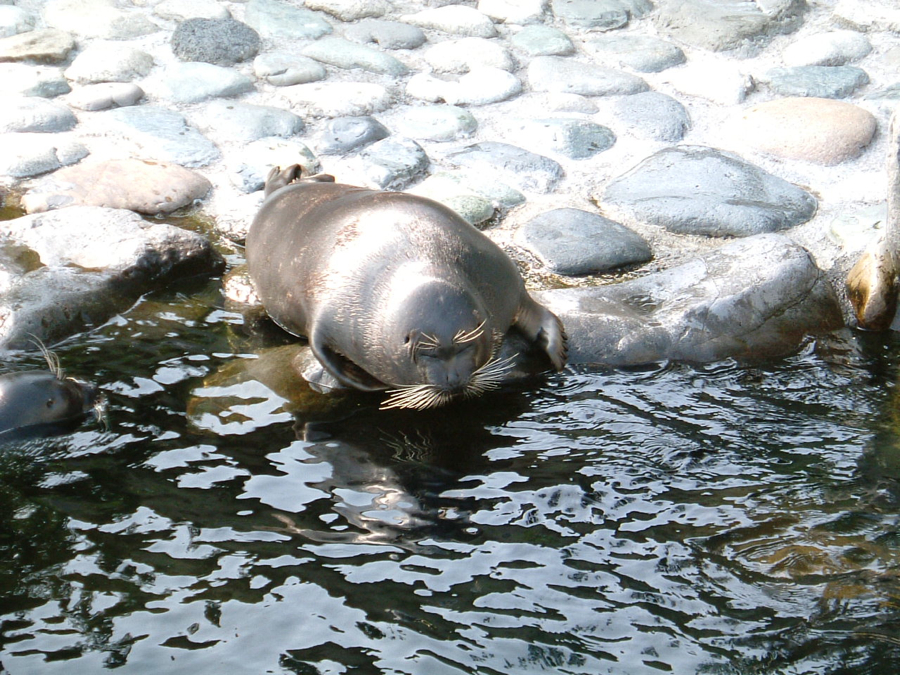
316;116;390;155
834;0;900;32
301;37;408;76
612;91;691;142
102;106;220;168
655;0;805;53
152;62;254;104
508;118;615;159
393;104;477;142
408;170;525;210
0;133;88;178
0;97;76;133
584;34;685;73
424;37;515;73
447;141;562;193
358;136;429;189
0;29;75;63
407;67;522;106
193;100;304;143
280;82;392;118
534;234;842;366
171;18;260;65
760;65;869;99
528;56;648;96
729;97;876;166
154;0;231;21
782;30;872;67
0;6;34;38
229;138;319;193
509;24;574;56
244;0;332;40
343;19;426;50
22;159;210;214
402;6;498;38
66;82;144;111
601;146;817;237
253;52;326;86
663;61;753;105
305;0;390;21
1;64;70;97
478;0;547;25
517;208;652;275
551;0;652;30
43;0;158;40
64;43;154;84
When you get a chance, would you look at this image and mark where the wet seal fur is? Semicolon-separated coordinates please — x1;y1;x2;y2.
245;166;568;409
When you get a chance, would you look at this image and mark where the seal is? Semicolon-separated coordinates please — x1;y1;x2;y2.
245;166;567;410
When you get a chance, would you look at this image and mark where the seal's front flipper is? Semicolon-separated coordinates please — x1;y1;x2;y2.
310;330;387;392
513;298;568;372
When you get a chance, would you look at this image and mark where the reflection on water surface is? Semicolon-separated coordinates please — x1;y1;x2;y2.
1;280;899;674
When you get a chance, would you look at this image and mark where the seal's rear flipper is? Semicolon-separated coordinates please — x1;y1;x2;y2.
513;298;568;372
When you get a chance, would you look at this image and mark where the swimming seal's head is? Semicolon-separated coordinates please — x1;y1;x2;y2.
0;371;101;439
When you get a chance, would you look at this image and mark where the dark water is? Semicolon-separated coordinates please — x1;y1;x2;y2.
1;276;899;675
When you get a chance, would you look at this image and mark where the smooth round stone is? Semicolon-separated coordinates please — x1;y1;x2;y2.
394;105;477;142
64;43;154;84
43;0;158;39
0;63;70;97
316;116;390;155
305;0;390;21
229;138;319;193
21;158;211;214
409;171;524;210
253;52;325;86
194;100;304;143
585;34;685;73
731;97;876;166
478;0;547;25
0;97;76;133
551;0;651;29
511;118;615;159
447;142;562;193
867;83;900;100
343;19;426;50
102;106;220;168
442;195;494;225
612;91;690;142
601;146;817;237
154;0;231;21
761;65;869;99
424;37;515;73
171;18;260;65
510;25;574;56
782;30;871;67
402;6;498;38
244;0;332;40
0;132;88;178
301;37;408;76
281;82;392;117
663;61;752;105
154;63;254;104
517;208;652;275
358;136;430;190
523;92;598;113
407;68;522;106
0;29;75;63
528;56;648;96
0;6;34;38
67;82;143;111
834;0;900;32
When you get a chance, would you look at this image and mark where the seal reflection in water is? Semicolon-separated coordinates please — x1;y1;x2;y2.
245;166;568;410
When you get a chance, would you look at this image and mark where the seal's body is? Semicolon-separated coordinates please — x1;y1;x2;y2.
0;370;100;439
245;167;567;409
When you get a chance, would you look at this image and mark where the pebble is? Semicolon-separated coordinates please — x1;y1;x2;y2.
64;43;154;84
305;0;390;22
509;25;574;56
602;146;817;237
448;142;562;193
551;0;650;30
761;65;869;99
729;97;876;166
406;173;496;224
280;82;392;117
21;158;211;214
508;118;615;159
43;0;158;40
0;132;88;178
479;0;546;25
407;68;522;106
153;0;231;21
424;37;516;73
301;37;408;76
527;56;648;96
152;62;254;104
243;0;333;40
782;30;872;67
316;116;390;155
358;136;430;190
67;82;144;111
663;61;753;105
171;18;260;66
393;104;477;142
1;63;70;97
834;0;900;32
102;106;220;168
402;6;499;38
611;91;690;142
517;208;652;275
229;138;319;193
0;29;75;63
409;170;525;210
192;100;304;143
0;97;76;133
253;52;326;86
584;34;685;73
0;6;34;38
343;19;426;50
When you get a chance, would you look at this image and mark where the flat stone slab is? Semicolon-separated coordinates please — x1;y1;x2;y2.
171;18;260;65
253;52;326;86
0;132;88;178
551;0;652;30
663;60;752;105
517;208;652;275
1;63;70;97
242;0;333;40
601;146;817;237
192;100;304;143
480;0;546;25
447;141;562;193
761;65;869;99
316;116;390;155
343;19;426;50
407;68;522;106
64;43;154;84
585;34;685;73
528;56;648;96
424;37;515;73
66;82;144;111
782;30;872;67
43;0;158;40
0;28;75;63
728;97;876;165
393;105;476;142
306;0;390;21
535;233;842;366
508;118;616;159
0;97;76;133
102;105;220;168
510;25;574;56
612;91;691;142
302;37;408;76
21;159;212;215
401;6;498;38
357;136;429;189
154;0;230;21
152;62;254;104
281;82;392;118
